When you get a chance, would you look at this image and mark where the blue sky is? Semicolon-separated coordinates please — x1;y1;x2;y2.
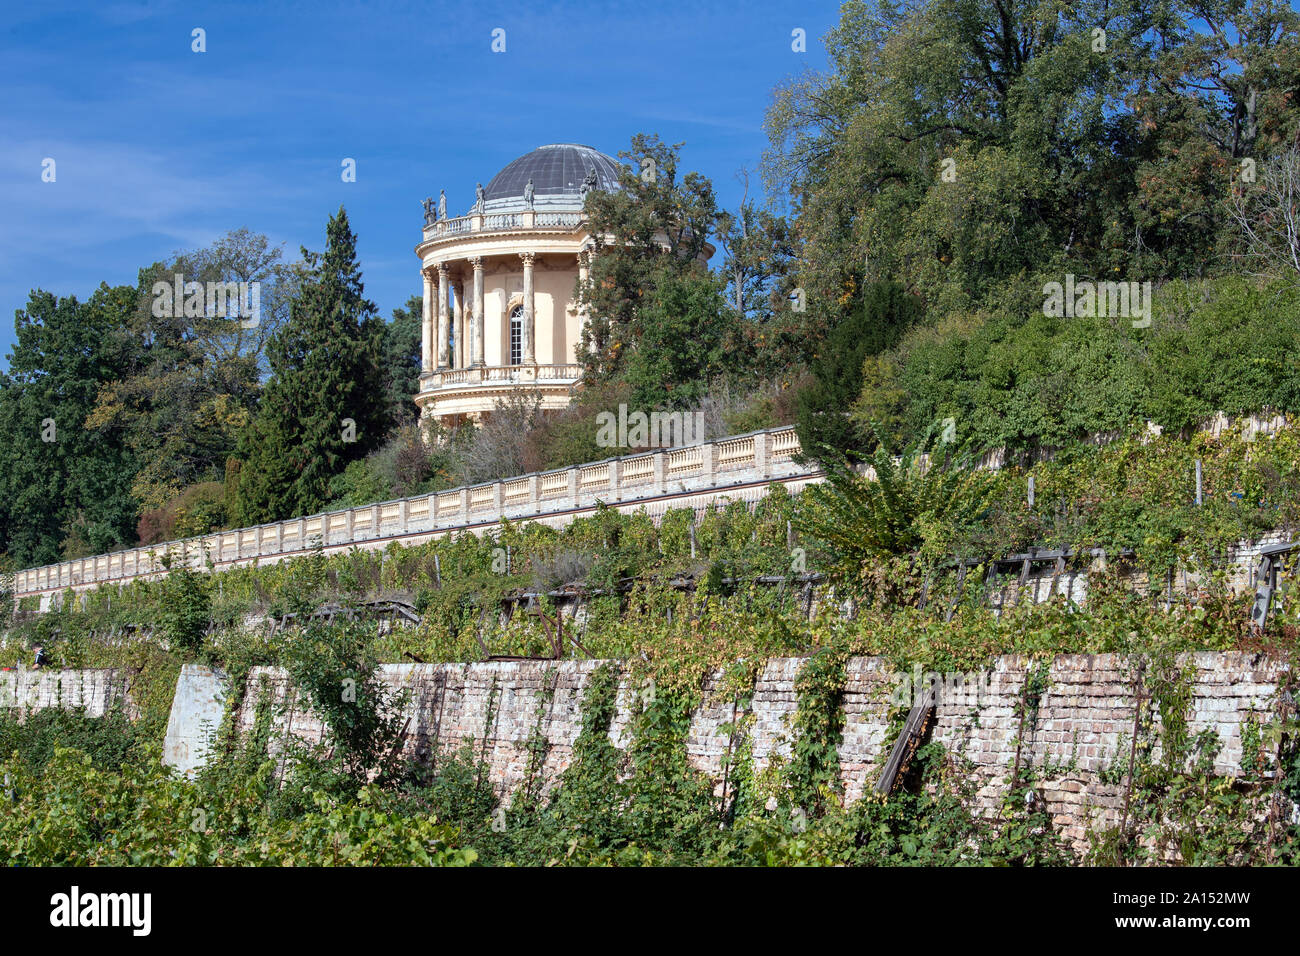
0;0;839;369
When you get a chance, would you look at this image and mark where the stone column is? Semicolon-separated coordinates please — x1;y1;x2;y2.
436;264;450;369
520;252;536;365
420;269;434;373
609;458;623;503
453;276;465;368
755;431;772;480
471;257;485;366
576;251;591;356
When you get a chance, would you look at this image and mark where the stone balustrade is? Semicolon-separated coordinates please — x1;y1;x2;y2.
423;210;583;240
419;363;583;391
11;426;815;607
20;410;1285;611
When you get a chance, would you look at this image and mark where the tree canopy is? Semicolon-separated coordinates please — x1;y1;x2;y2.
232;208;386;524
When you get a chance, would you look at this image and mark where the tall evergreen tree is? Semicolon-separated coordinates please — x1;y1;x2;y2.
795;280;924;463
380;293;422;429
233;207;385;524
0;286;140;565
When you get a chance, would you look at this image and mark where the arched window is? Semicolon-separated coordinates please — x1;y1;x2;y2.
509;305;523;366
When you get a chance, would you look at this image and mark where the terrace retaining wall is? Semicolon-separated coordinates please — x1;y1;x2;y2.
164;651;1289;852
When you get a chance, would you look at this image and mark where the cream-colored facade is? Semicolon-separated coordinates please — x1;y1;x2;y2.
414;143;619;428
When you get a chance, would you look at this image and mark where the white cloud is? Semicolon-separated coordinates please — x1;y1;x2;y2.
0;139;313;262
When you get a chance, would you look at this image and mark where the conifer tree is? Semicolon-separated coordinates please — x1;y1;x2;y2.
0;286;140;564
233;207;385;524
795;280;923;463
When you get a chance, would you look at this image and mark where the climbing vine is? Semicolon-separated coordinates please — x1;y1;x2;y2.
785;646;849;818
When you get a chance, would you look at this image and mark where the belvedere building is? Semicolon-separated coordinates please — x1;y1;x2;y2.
413;143;622;428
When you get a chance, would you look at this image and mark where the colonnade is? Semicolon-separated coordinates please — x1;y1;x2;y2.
420;250;592;373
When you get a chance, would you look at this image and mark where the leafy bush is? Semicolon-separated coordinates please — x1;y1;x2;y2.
856;277;1300;456
159;566;211;654
138;482;228;545
280;614;409;799
0;706;139;773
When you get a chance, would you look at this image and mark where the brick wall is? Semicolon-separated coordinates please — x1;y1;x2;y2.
0;667;136;719
208;651;1287;850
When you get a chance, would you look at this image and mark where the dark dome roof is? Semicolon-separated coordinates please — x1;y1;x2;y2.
484;144;622;202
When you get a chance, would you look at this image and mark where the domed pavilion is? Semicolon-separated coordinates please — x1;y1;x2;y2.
413;143;625;428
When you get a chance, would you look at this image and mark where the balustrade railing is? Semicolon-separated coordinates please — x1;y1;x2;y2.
424;210;584;240
11;427;808;599
421;363;584;391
